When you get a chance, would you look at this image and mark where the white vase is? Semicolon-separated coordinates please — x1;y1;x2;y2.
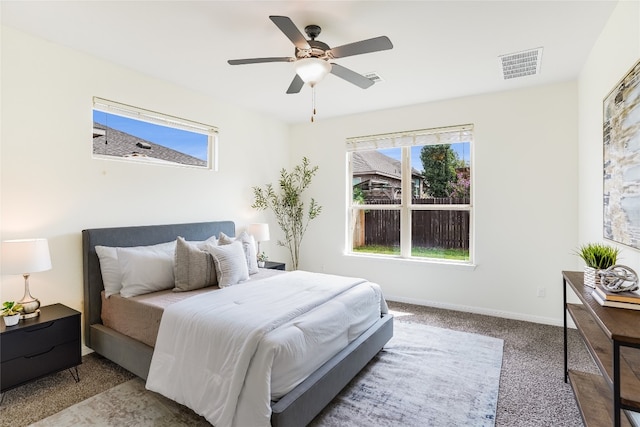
584;266;601;288
258;261;266;268
3;314;20;327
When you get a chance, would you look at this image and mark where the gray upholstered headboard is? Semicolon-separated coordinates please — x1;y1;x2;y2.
82;221;235;348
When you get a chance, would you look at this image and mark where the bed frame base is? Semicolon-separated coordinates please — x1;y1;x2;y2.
90;324;153;380
271;312;393;427
82;221;393;426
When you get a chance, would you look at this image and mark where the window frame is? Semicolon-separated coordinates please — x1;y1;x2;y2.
92;97;218;170
346;124;474;264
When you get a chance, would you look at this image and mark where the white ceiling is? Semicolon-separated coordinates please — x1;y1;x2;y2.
1;1;618;124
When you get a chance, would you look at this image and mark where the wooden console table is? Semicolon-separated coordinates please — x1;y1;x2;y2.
563;270;640;427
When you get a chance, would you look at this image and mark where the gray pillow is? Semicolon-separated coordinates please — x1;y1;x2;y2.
207;241;250;287
173;236;218;292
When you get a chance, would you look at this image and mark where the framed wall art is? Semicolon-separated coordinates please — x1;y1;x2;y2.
603;58;640;249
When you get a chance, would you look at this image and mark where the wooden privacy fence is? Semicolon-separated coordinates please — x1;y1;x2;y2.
354;198;470;250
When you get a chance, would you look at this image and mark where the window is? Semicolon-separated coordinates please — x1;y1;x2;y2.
92;97;218;170
347;124;473;263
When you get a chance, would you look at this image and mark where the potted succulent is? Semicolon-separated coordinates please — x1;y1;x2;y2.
257;252;268;268
575;243;620;288
1;301;23;326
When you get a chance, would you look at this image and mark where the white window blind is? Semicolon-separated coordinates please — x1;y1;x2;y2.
93;97;218;136
346;124;473;152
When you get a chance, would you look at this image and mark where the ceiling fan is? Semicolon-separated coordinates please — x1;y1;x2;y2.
227;15;393;94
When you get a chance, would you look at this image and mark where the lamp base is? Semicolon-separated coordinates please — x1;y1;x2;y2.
20;309;40;319
19;296;40;313
18;273;41;318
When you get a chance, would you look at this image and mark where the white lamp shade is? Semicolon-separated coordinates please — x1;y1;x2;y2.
294;58;332;85
2;238;52;275
248;223;270;242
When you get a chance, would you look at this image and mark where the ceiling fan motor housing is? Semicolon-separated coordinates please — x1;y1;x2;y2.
296;40;331;60
304;24;322;39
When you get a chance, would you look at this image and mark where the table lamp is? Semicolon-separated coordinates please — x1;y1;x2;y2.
2;238;52;319
248;223;270;255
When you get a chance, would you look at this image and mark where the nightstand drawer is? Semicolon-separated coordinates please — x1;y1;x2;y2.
263;261;286;270
1;339;81;391
0;315;79;363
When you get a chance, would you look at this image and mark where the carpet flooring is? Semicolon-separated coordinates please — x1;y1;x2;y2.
0;301;596;426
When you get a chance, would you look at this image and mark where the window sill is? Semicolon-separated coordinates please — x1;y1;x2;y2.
344;252;477;271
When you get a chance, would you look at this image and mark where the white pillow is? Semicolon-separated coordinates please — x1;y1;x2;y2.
95;241;175;298
95;245;120;298
118;246;175;297
207;241;249;287
192;234;218;249
219;231;259;275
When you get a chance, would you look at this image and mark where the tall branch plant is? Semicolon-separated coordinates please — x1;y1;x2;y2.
252;157;322;270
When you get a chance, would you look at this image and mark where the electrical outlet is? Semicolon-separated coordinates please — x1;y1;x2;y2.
537;287;546;298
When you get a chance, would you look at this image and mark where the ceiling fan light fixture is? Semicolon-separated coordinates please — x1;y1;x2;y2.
294;58;332;85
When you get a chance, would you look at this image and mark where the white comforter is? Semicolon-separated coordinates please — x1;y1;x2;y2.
146;270;386;427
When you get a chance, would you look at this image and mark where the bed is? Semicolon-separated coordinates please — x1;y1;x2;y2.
82;220;393;427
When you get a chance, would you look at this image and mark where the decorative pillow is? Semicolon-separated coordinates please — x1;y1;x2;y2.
207;241;249;287
96;241;175;298
95;245;120;298
191;234;218;249
219;231;259;275
173;236;217;292
117;246;175;298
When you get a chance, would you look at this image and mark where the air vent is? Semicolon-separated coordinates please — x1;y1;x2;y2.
363;72;384;84
499;47;543;80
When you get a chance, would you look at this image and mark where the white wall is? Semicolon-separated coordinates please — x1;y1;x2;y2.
0;26;290;315
290;82;579;325
578;2;640;270
7;4;635;329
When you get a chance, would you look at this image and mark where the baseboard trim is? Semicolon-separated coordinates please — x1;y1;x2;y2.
386;294;568;327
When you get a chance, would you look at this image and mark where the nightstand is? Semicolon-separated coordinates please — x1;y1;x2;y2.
1;303;81;396
263;261;286;270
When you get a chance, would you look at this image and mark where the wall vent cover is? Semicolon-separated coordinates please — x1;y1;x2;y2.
363;72;384;84
499;47;543;80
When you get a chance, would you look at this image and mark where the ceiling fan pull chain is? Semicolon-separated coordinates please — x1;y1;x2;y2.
312;85;316;122
311;84;317;123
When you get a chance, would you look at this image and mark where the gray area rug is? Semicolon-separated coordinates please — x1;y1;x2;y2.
311;322;503;426
30;378;208;427
30;322;503;427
